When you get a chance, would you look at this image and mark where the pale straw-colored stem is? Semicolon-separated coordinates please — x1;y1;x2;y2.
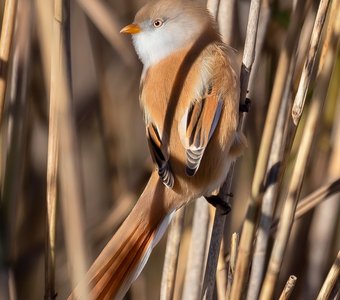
45;50;59;299
45;1;59;297
202;0;248;294
0;0;18;126
216;242;227;299
316;251;340;300
246;34;300;300
34;3;57;296
291;0;332;125
160;207;185;300
270;178;340;233
201;198;230;300
226;233;239;300
202;0;262;299
278;275;297;300
202;164;234;300
247;0;308;205
51;0;89;298
76;0;135;66
247;0;271;100
294;179;340;221
304;6;340;295
218;0;236;45
207;0;221;19
230;1;278;300
238;0;261;113
182;198;210;300
259;2;336;297
34;0;53;92
0;1;31;298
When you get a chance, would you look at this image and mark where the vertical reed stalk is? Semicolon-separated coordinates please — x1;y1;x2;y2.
316;251;340;300
182;198;210;300
216;242;228;299
0;1;31;299
292;0;332;125
0;0;18;126
218;0;236;45
34;0;53;92
160;207;185;300
45;102;58;300
203;0;262;298
278;275;297;300
259;1;336;297
231;0;310;298
220;0;263;297
305;4;340;296
226;232;239;299
204;0;262;296
247;0;271;98
207;0;220;19
202;165;234;300
45;1;59;296
75;0;135;66
34;2;56;297
246;46;298;300
51;0;89;298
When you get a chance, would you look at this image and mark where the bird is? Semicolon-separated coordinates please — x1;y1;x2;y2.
70;0;245;299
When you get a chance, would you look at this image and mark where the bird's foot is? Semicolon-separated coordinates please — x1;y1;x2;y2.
239;98;251;113
205;194;232;215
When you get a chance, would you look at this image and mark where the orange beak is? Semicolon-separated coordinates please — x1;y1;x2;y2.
120;24;141;34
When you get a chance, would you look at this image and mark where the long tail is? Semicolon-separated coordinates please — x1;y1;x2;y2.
69;172;181;300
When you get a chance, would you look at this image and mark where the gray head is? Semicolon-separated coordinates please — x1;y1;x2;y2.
121;0;217;67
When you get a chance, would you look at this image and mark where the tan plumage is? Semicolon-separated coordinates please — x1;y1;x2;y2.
70;1;245;299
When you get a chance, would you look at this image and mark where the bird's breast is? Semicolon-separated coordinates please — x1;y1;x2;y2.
140;48;201;135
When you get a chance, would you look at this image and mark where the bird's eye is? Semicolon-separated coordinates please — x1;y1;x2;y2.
153;19;164;28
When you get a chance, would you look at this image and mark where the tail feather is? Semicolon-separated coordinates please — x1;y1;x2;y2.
93;224;156;300
69;172;179;300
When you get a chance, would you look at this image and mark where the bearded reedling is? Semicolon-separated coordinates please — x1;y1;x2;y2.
70;1;246;299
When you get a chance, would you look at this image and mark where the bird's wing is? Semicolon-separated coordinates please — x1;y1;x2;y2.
179;83;223;176
146;123;174;188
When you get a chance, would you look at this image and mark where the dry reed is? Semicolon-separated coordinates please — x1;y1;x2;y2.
316;251;340;300
182;198;210;300
0;0;17;127
50;0;89;298
270;178;340;233
226;232;239;300
75;0;135;66
234;0;312;298
278;275;297;300
216;242;228;299
160;207;185;300
0;0;31;298
291;0;332;125
217;0;236;45
206;0;220;18
246;55;296;300
259;0;335;297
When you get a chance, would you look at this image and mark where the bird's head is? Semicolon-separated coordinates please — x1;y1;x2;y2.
120;0;216;68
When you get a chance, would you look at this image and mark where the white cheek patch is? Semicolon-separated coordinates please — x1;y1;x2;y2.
132;18;202;68
133;30;180;67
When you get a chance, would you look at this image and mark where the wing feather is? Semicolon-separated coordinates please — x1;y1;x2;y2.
146;123;174;188
180;85;224;177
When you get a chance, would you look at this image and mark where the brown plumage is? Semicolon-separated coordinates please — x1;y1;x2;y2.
70;0;245;299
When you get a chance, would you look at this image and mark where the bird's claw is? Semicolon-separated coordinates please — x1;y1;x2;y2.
205;195;232;215
239;98;251;113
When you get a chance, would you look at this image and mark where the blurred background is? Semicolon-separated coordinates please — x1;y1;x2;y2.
0;0;339;299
